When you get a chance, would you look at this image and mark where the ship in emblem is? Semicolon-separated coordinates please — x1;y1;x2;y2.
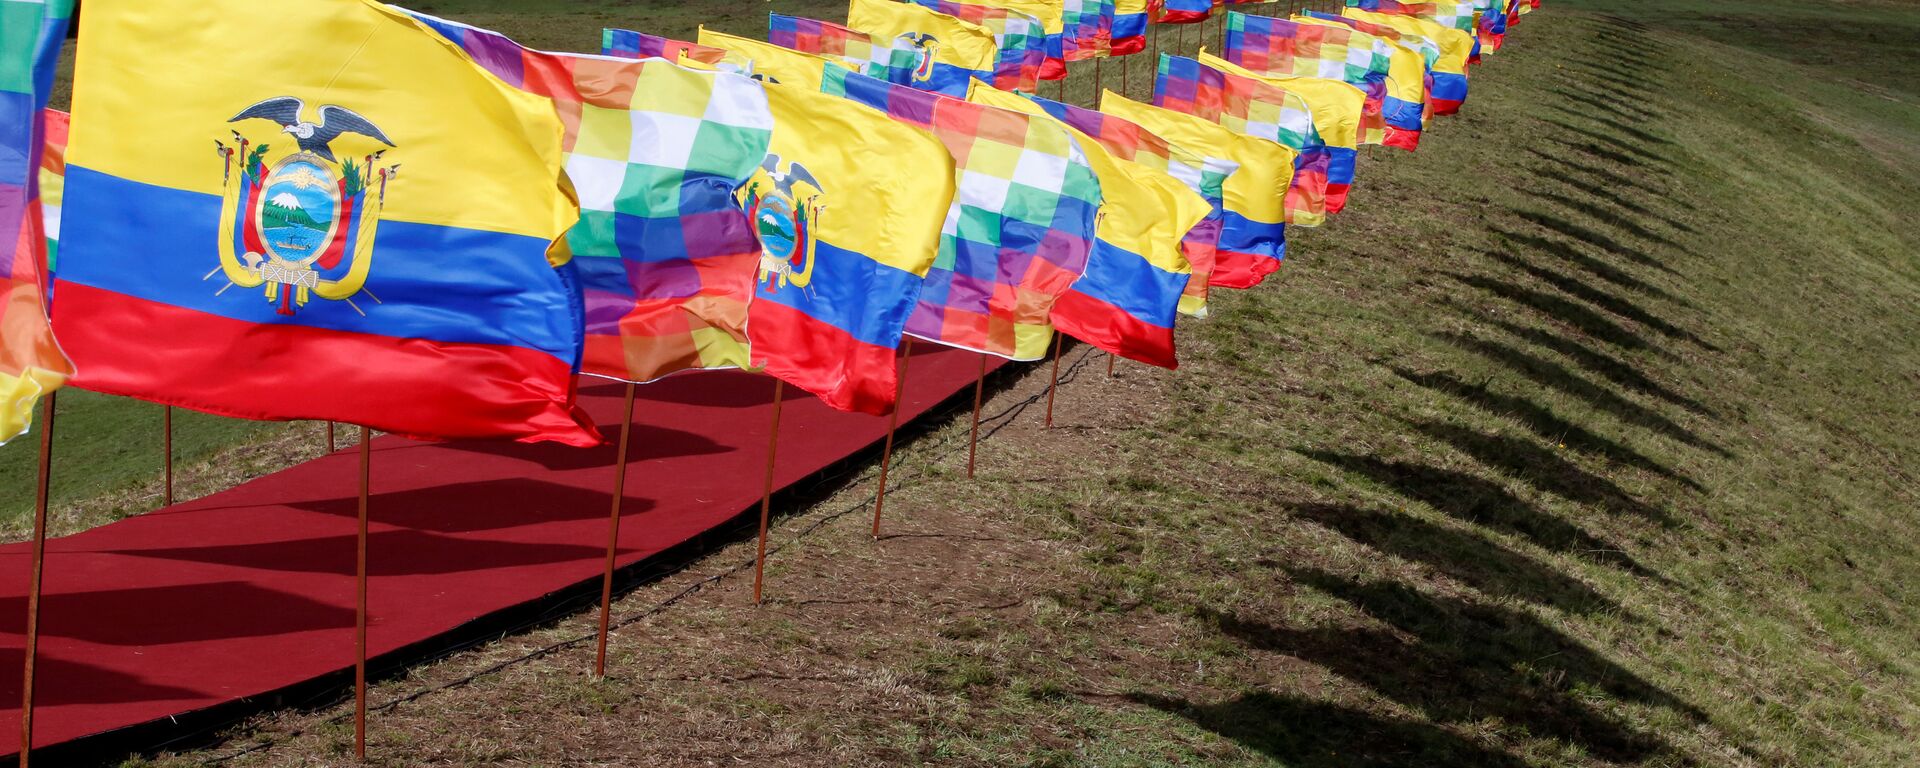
739;153;825;295
212;97;399;316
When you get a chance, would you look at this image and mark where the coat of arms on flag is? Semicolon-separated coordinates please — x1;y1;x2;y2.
216;98;399;316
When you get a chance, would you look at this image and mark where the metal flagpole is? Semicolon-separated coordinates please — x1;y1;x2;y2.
18;393;56;768
967;354;986;479
353;425;371;760
163;405;174;507
1045;331;1063;428
594;382;638;678
870;339;913;539
752;380;786;605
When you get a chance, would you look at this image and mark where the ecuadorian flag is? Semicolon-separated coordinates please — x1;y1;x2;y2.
1100;91;1294;289
970;0;1068;81
846;0;1000;97
1155;0;1214;25
770;14;933;89
972;87;1202;369
907;0;1050;91
746;83;955;414
1111;0;1149;55
54;0;600;446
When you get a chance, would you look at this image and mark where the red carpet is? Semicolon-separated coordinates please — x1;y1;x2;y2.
0;345;1003;760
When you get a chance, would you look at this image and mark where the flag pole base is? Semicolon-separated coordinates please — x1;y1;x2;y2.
19;392;57;767
967;354;986;479
353;425;371;761
1045;333;1063;428
872;340;913;540
595;382;638;678
753;380;786;605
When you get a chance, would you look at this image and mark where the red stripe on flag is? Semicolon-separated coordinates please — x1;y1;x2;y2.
58;282;601;446
749;299;902;416
1051;290;1178;369
1209;251;1282;289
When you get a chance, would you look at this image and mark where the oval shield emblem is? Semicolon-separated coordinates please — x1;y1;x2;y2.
254;154;342;267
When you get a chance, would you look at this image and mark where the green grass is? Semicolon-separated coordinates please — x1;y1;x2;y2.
23;1;1920;765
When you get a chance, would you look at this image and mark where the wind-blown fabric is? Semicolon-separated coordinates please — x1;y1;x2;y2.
1026;93;1236;317
444;17;957;414
1348;1;1485;61
972;87;1201;368
1338;8;1472;115
698;27;844;91
1112;0;1149;55
0;0;72;445
741;83;955;413
905;0;1049;91
846;0;1000;97
769;14;936;88
420;14;776;391
1154;0;1214;24
1293;13;1431;147
1155;54;1329;226
1221;11;1393;147
601;28;727;64
1477;0;1511;52
1062;0;1116;61
38;109;66;270
58;0;602;445
972;0;1069;80
1101;92;1293;289
1198;51;1366;213
824;70;1103;361
708;37;1105;361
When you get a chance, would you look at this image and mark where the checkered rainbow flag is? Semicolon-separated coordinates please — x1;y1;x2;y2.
905;0;1049;91
1223;11;1393;146
824;69;1102;361
1290;12;1430;149
1154;54;1331;227
1023;93;1236;317
1062;0;1115;61
0;0;74;445
1332;8;1473;115
768;14;933;88
1348;0;1485;61
414;13;778;383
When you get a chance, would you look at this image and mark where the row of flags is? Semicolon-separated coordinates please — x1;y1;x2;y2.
1;0;1541;448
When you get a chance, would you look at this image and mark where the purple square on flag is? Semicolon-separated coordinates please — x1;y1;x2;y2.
625;258;704;300
946;271;994;310
583;288;640;332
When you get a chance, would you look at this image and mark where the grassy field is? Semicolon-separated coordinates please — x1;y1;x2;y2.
16;0;1920;765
